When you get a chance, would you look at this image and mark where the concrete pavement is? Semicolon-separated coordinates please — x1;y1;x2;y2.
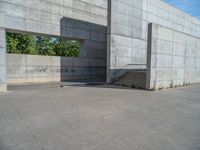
0;84;200;150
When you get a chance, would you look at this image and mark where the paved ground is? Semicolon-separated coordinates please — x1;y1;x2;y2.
0;83;200;150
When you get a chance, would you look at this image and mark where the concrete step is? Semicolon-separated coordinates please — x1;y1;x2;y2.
113;70;146;89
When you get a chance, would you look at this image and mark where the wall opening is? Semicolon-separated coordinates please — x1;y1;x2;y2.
5;16;107;85
6;29;107;84
6;31;80;57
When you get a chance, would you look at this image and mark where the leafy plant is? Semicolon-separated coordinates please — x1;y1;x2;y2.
6;32;80;57
53;39;80;57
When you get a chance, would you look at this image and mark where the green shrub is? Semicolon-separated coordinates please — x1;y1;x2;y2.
6;32;80;57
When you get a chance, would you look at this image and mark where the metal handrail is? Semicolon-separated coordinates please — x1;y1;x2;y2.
113;64;146;76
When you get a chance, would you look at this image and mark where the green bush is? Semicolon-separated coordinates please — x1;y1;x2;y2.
53;39;80;57
6;32;80;57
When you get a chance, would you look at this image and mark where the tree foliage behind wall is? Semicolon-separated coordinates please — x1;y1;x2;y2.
6;32;80;57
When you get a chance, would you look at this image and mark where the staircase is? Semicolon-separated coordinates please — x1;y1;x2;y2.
113;69;146;89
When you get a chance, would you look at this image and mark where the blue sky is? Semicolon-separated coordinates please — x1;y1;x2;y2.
165;0;200;18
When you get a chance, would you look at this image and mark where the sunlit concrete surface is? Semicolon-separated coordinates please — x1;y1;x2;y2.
0;83;200;150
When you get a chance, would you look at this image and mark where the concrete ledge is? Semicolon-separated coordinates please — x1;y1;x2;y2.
0;84;7;92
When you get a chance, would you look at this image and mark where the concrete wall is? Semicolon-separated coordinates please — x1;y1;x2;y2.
60;17;107;59
107;0;200;83
7;54;106;84
107;0;146;82
0;1;107;60
0;28;6;91
0;0;107;35
146;23;200;90
0;0;108;90
143;0;200;40
1;0;200;90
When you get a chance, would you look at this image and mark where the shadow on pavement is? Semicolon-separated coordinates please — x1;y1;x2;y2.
60;81;144;91
7;81;144;91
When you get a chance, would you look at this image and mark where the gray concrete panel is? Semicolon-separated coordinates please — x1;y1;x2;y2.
7;54;106;84
1;0;200;90
0;28;7;92
147;23;200;90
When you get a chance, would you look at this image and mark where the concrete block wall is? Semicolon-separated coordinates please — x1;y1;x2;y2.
0;0;108;90
7;54;60;84
0;0;107;35
7;54;106;84
0;1;107;60
107;0;147;82
143;0;200;40
0;28;7;91
60;17;107;59
1;0;200;90
107;0;200;84
146;23;200;90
